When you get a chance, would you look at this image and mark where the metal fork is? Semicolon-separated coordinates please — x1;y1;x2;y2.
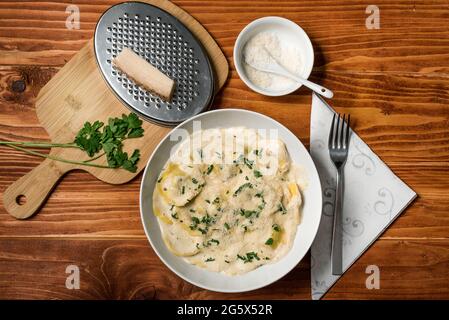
328;113;351;275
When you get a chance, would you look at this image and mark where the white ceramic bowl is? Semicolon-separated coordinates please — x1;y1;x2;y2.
233;16;314;96
139;109;322;292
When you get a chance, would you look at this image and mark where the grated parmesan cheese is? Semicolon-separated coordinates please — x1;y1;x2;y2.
243;32;303;92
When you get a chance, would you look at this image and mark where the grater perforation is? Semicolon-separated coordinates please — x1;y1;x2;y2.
94;2;214;125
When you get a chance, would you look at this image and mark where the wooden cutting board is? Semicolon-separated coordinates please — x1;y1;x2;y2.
3;0;228;219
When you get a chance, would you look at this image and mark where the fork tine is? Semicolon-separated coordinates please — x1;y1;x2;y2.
345;114;351;148
340;114;346;149
335;113;340;148
329;113;336;148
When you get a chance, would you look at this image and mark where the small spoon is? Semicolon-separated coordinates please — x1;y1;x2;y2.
244;48;334;99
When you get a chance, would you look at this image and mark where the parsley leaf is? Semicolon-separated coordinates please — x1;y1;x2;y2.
74;121;104;157
75;113;144;172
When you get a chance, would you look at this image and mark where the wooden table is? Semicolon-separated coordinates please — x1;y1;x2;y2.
1;0;448;300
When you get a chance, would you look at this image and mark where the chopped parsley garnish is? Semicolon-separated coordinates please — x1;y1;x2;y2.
277;202;287;214
201;214;214;226
237;252;260;263
233;154;244;164
239;209;258;218
265;238;274;245
192;178;198;184
233;182;253;197
181;186;185;195
213;197;220;204
244;157;254;169
191;216;200;224
171;212;178;219
254;170;263;178
224;222;230;230
206;164;214;175
190;216;200;230
253;148;263;157
272;224;281;232
205;257;215;262
190;213;215;234
203;239;220;247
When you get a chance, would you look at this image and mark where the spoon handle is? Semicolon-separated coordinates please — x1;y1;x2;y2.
289;74;334;99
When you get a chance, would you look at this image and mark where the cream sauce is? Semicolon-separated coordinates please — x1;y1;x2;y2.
152;128;305;275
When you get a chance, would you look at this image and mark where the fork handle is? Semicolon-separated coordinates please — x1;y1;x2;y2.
331;167;344;275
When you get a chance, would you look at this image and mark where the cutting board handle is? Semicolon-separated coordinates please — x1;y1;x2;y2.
3;158;67;219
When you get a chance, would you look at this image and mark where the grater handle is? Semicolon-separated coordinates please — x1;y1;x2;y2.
3;157;69;219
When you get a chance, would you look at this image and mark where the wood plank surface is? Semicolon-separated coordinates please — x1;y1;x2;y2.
1;0;449;299
1;1;449;73
1;238;448;299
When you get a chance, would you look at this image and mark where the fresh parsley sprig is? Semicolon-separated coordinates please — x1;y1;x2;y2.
0;113;144;173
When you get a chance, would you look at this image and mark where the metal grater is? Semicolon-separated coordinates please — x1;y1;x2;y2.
94;2;214;126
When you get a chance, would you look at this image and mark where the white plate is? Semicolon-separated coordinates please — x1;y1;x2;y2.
139;109;322;292
233;17;314;96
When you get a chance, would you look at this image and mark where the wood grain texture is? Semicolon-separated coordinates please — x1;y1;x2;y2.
0;238;448;299
1;1;449;74
1;0;449;299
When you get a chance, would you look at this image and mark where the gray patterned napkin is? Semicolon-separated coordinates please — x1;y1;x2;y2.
309;93;416;300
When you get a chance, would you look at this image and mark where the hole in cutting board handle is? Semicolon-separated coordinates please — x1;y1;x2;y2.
16;194;27;206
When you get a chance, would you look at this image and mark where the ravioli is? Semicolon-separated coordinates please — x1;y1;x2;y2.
152;127;305;275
